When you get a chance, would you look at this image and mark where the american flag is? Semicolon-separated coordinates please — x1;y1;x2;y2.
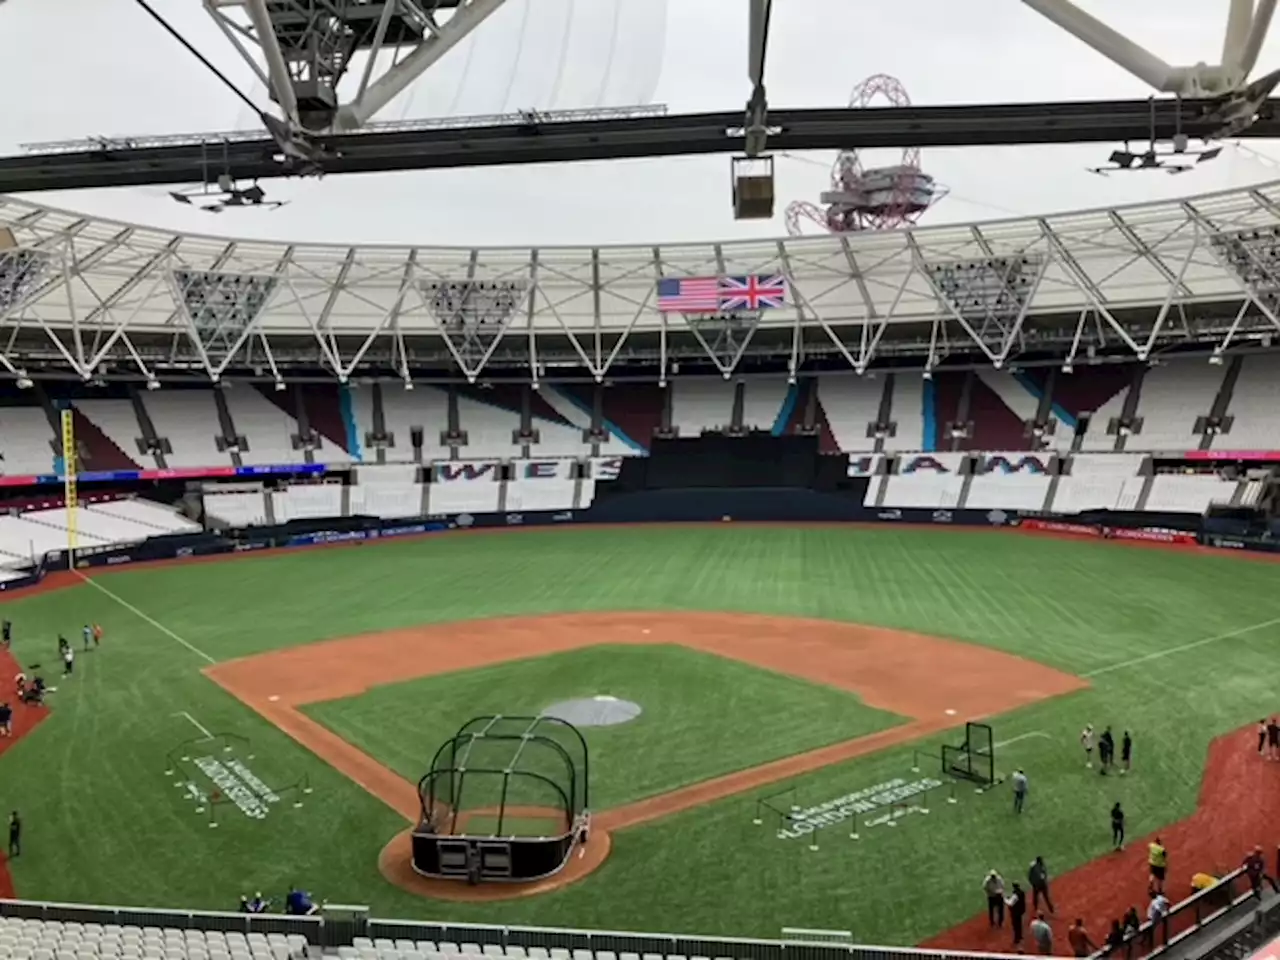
656;274;788;314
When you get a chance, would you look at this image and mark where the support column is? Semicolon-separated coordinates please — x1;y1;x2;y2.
952;372;974;452
292;386;315;466
730;381;745;433
1202;357;1243;450
874;377;895;454
212;387;243;468
1115;366;1147;453
802;377;818;431
128;385;167;470
371;383;387;465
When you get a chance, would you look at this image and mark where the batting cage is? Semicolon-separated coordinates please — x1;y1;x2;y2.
940;722;996;786
412;715;591;883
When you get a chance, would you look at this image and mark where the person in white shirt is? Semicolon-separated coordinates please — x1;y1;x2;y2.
1148;893;1170;923
1030;914;1053;955
61;645;74;676
983;869;1006;927
1081;724;1095;769
1012;769;1029;814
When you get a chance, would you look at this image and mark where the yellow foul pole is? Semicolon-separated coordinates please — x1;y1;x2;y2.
60;408;78;567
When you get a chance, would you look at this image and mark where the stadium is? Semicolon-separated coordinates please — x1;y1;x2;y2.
3;3;1280;960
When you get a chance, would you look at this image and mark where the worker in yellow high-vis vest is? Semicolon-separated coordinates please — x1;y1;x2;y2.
1148;838;1168;894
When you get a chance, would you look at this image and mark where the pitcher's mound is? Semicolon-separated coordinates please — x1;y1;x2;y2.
378;826;613;902
542;695;642;727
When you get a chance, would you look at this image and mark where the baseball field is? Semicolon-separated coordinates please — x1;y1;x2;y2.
1;524;1279;948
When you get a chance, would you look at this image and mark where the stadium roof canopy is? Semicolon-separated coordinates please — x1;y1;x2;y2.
2;180;1280;385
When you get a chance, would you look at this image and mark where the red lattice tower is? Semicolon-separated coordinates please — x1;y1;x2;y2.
785;73;943;236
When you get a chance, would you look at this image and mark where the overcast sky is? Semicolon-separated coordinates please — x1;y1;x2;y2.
2;0;1280;247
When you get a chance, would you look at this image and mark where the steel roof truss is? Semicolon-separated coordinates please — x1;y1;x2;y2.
590;250;603;379
775;240;805;379
1037;219;1146;358
907;233;1000;364
1141;222;1203;356
0;225;119;330
1108;210;1196;301
1217;299;1255;353
340;251;417;380
84;268;173;376
533;262;604;381
1186;201;1280;335
283;259;353;380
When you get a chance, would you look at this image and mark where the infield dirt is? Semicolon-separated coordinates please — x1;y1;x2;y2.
206;611;1085;901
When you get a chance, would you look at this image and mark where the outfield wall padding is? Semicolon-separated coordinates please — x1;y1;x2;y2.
581;486;870;523
0;496;1260;597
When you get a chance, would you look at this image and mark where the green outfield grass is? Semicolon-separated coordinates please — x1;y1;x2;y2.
0;527;1277;943
301;645;903;809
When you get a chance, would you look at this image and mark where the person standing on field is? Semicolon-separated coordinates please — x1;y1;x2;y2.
8;811;20;858
1030;913;1053;955
1006;883;1028;950
1121;730;1133;774
1099;726;1115;775
983;869;1006;927
1148;838;1168;894
1012;769;1029;814
1068;919;1096;958
1111;802;1126;850
1029;856;1055;913
1243;846;1280;897
1081;724;1095;768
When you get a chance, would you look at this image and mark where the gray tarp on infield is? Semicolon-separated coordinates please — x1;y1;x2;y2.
541;695;642;727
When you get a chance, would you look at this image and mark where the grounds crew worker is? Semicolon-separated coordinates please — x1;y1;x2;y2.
1148;837;1168;894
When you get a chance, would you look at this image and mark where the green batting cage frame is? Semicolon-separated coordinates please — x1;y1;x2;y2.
940;722;996;786
412;715;591;883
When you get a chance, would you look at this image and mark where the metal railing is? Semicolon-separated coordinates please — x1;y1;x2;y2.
1094;865;1260;959
1198;895;1280;960
0;899;322;942
0;898;1026;960
3;862;1277;960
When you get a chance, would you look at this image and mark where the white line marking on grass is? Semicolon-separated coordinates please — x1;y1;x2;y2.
76;573;215;665
173;711;214;741
1082;615;1280;678
994;731;1051;749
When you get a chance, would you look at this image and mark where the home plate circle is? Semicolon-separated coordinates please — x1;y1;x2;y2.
541;696;642;727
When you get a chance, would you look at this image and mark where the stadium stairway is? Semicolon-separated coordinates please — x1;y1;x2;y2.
70;407;139;471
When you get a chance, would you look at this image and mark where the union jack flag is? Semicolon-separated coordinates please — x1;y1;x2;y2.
656;274;788;314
